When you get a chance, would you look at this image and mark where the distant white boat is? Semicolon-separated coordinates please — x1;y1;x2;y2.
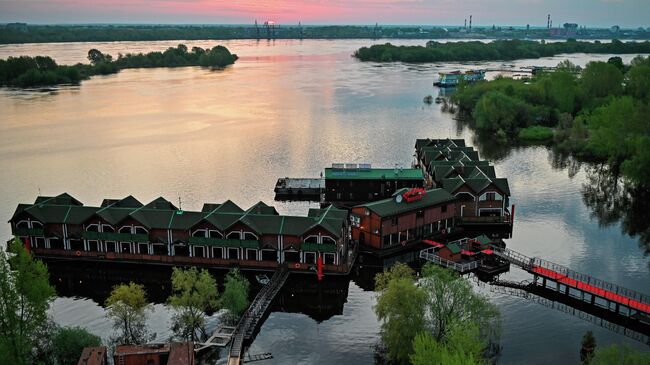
434;69;485;87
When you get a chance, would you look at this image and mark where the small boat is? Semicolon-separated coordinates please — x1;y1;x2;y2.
434;69;485;87
256;274;270;285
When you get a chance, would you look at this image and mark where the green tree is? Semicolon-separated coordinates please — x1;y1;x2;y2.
590;344;650;365
50;326;101;365
626;63;650;101
0;238;55;365
105;282;153;346
374;263;427;364
580;61;623;100
168;267;219;342
580;330;596;364
410;322;486;365
420;264;500;342
220;269;250;324
87;49;111;65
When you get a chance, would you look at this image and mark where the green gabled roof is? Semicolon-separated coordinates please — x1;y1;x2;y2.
203;200;243;214
246;214;284;235
441;177;466;194
434;165;455;181
324;168;423;181
144;197;178;211
474;235;492;245
95;207;137;225
168;210;205;230
492;178;511;196
448;150;479;161
442;177;510;196
130;209;175;229
204;212;242;231
279;216;314;236
447;242;462;254
466;166;496;179
9;203;31;222
246;201;278;216
465;178;493;194
24;204;70;223
415;138;466;150
358;188;455;218
64;206;99;224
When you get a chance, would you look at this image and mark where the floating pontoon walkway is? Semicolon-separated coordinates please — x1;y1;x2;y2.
227;267;290;365
492;247;650;318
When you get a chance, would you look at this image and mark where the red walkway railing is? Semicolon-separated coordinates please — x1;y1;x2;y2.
492;247;650;315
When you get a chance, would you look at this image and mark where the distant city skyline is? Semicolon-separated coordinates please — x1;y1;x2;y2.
0;0;649;28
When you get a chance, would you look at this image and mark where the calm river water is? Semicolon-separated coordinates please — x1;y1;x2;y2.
0;39;648;364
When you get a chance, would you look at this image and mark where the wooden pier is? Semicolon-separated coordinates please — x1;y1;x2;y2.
490;280;650;344
492;246;650;320
274;178;323;201
228;267;290;365
195;325;236;352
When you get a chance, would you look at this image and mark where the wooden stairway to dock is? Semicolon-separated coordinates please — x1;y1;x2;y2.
227;267;290;365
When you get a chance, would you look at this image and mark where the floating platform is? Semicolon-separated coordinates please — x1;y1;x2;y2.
274;178;323;201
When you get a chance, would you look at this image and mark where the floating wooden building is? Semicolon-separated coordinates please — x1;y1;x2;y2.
414;138;512;225
9;193;353;274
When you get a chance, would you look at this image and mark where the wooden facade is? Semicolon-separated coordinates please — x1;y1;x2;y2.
324;166;424;207
8;194;353;274
350;188;456;251
414;138;512;224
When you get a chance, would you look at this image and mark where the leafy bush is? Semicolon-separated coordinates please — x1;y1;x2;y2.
518;126;554;141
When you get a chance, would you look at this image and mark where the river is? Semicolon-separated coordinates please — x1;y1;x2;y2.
0;39;648;364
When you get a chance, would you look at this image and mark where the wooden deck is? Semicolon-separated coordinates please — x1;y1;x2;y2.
492;247;650;317
227;267;290;365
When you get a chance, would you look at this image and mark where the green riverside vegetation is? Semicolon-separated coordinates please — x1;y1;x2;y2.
354;39;650;62
0;44;238;87
374;263;499;365
451;56;650;187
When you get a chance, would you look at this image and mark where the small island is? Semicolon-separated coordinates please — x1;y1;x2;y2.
354;39;650;62
449;56;650;187
0;44;238;87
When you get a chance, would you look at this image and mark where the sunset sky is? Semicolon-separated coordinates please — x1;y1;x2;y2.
1;0;649;28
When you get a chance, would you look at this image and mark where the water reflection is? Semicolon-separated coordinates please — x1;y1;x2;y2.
580;165;650;254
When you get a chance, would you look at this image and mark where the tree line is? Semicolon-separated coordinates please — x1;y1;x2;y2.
0;238;250;365
0;44;238;88
451;56;650;187
354;39;650;62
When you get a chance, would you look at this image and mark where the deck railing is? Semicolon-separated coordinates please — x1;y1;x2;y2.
492;246;650;307
419;247;483;273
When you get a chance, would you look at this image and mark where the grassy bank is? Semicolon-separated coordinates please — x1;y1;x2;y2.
354;39;650;62
450;56;650;186
0;44;238;87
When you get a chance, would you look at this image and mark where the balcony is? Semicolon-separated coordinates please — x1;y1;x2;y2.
301;242;337;253
187;237;259;248
82;231;149;242
11;227;45;236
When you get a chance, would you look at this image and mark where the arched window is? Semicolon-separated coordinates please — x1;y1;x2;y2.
134;226;148;235
243;232;258;241
32;221;43;228
304;235;319;244
16;220;29;229
455;192;475;202
86;224;100;232
192;229;207;238
119;226;131;233
102;225;115;232
322;236;336;245
208;230;222;238
226;231;241;240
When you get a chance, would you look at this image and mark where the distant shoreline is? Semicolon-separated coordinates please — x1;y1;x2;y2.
2;24;650;44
